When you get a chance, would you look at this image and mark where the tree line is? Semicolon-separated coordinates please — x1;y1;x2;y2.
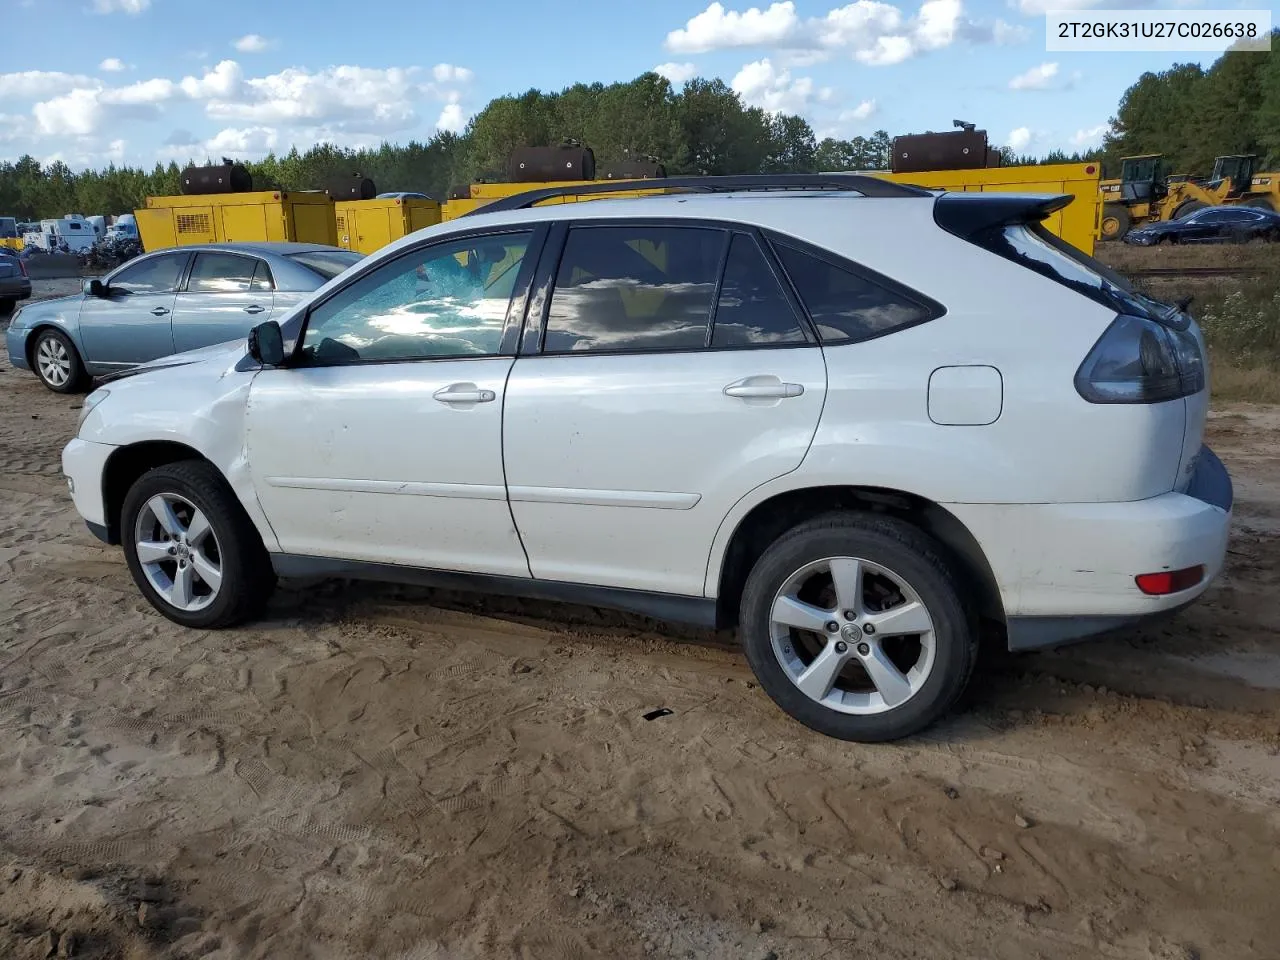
2;35;1276;221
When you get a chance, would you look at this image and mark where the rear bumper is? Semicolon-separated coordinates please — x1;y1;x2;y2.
0;278;32;300
949;445;1232;651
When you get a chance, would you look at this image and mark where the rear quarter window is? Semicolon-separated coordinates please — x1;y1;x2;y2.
771;240;942;344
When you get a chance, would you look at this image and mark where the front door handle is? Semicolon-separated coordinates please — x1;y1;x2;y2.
244;304;265;315
724;376;804;399
150;307;169;316
433;382;496;405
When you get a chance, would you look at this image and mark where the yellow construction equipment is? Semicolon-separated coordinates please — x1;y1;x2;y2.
136;190;337;252
336;196;441;254
1098;153;1279;240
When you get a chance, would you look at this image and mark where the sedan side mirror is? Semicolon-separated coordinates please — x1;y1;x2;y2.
247;320;285;366
83;278;107;297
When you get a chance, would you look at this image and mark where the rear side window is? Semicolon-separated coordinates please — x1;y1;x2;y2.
188;253;255;293
712;234;806;347
543;225;723;354
251;261;275;292
773;243;936;344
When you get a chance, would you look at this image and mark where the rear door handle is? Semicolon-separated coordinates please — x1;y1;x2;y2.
150;307;169;316
244;305;265;315
724;376;804;399
433;382;496;405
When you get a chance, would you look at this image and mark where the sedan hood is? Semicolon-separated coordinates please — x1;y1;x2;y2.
100;338;247;383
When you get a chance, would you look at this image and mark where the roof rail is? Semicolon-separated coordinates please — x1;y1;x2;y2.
461;173;933;217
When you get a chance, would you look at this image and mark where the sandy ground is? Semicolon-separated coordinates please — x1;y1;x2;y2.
2;322;1280;958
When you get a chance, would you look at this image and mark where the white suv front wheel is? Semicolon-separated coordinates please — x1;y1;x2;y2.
739;514;977;742
121;461;275;629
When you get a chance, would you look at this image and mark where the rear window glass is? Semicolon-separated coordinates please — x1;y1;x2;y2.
978;224;1165;320
288;250;363;280
774;243;936;344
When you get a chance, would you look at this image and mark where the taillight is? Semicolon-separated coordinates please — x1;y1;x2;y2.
1135;566;1204;595
18;258;27;277
1075;314;1205;404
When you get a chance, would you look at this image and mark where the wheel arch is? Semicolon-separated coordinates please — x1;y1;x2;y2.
100;440;216;545
709;484;1005;631
24;321;84;368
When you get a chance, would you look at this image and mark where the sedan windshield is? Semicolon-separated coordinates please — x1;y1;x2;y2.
288;250;363;281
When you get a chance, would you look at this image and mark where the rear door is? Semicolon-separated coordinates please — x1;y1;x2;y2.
171;251;274;353
502;221;828;597
78;251;190;366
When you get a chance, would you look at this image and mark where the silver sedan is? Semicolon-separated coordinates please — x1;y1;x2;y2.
5;242;363;392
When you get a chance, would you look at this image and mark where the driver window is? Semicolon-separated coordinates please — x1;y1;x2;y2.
300;231;533;364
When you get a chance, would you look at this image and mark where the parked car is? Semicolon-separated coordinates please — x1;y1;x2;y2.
6;242;362;392
0;249;32;311
60;175;1231;742
1124;205;1280;245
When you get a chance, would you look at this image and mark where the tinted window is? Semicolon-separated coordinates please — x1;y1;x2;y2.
188;253;255;293
251;261;275;292
288;250;363;280
543;225;723;354
711;234;806;347
775;243;934;344
111;254;185;294
301;231;532;363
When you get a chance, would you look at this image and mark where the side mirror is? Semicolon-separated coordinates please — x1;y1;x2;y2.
83;279;107;297
247;320;285;366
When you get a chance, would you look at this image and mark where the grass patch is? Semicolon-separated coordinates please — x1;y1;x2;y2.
1208;359;1280;404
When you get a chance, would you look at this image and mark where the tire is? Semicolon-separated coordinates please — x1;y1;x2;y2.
1172;200;1207;220
738;513;977;742
30;327;89;393
121;461;275;629
1100;203;1131;241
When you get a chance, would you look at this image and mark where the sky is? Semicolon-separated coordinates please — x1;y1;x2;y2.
0;0;1259;171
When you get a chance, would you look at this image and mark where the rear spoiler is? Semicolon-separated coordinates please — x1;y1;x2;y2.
933;192;1073;241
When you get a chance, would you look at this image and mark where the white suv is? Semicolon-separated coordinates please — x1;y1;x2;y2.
61;175;1232;741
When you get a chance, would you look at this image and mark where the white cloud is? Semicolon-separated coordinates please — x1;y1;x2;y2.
233;34;274;53
436;103;468;133
180;60;244;99
1006;126;1033;151
431;63;474;83
1009;61;1058;90
92;0;150;13
0;71;95;99
100;57;127;72
667;1;800;53
731;58;831;113
206;126;279;154
106;138;127;163
667;0;998;66
105;77;178;104
839;99;877;122
1013;0;1101;13
992;18;1029;43
34;89;105;136
202;63;470;138
1070;123;1109;148
653;62;699;84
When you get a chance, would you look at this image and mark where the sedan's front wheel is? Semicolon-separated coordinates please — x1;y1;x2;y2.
122;461;275;628
739;514;977;742
31;328;88;393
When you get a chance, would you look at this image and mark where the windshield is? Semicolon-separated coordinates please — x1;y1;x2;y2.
288;250;363;280
980;223;1170;321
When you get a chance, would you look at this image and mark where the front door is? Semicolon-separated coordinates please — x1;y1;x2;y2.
78;251;190;367
171;251;275;353
502;224;828;597
244;227;541;576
